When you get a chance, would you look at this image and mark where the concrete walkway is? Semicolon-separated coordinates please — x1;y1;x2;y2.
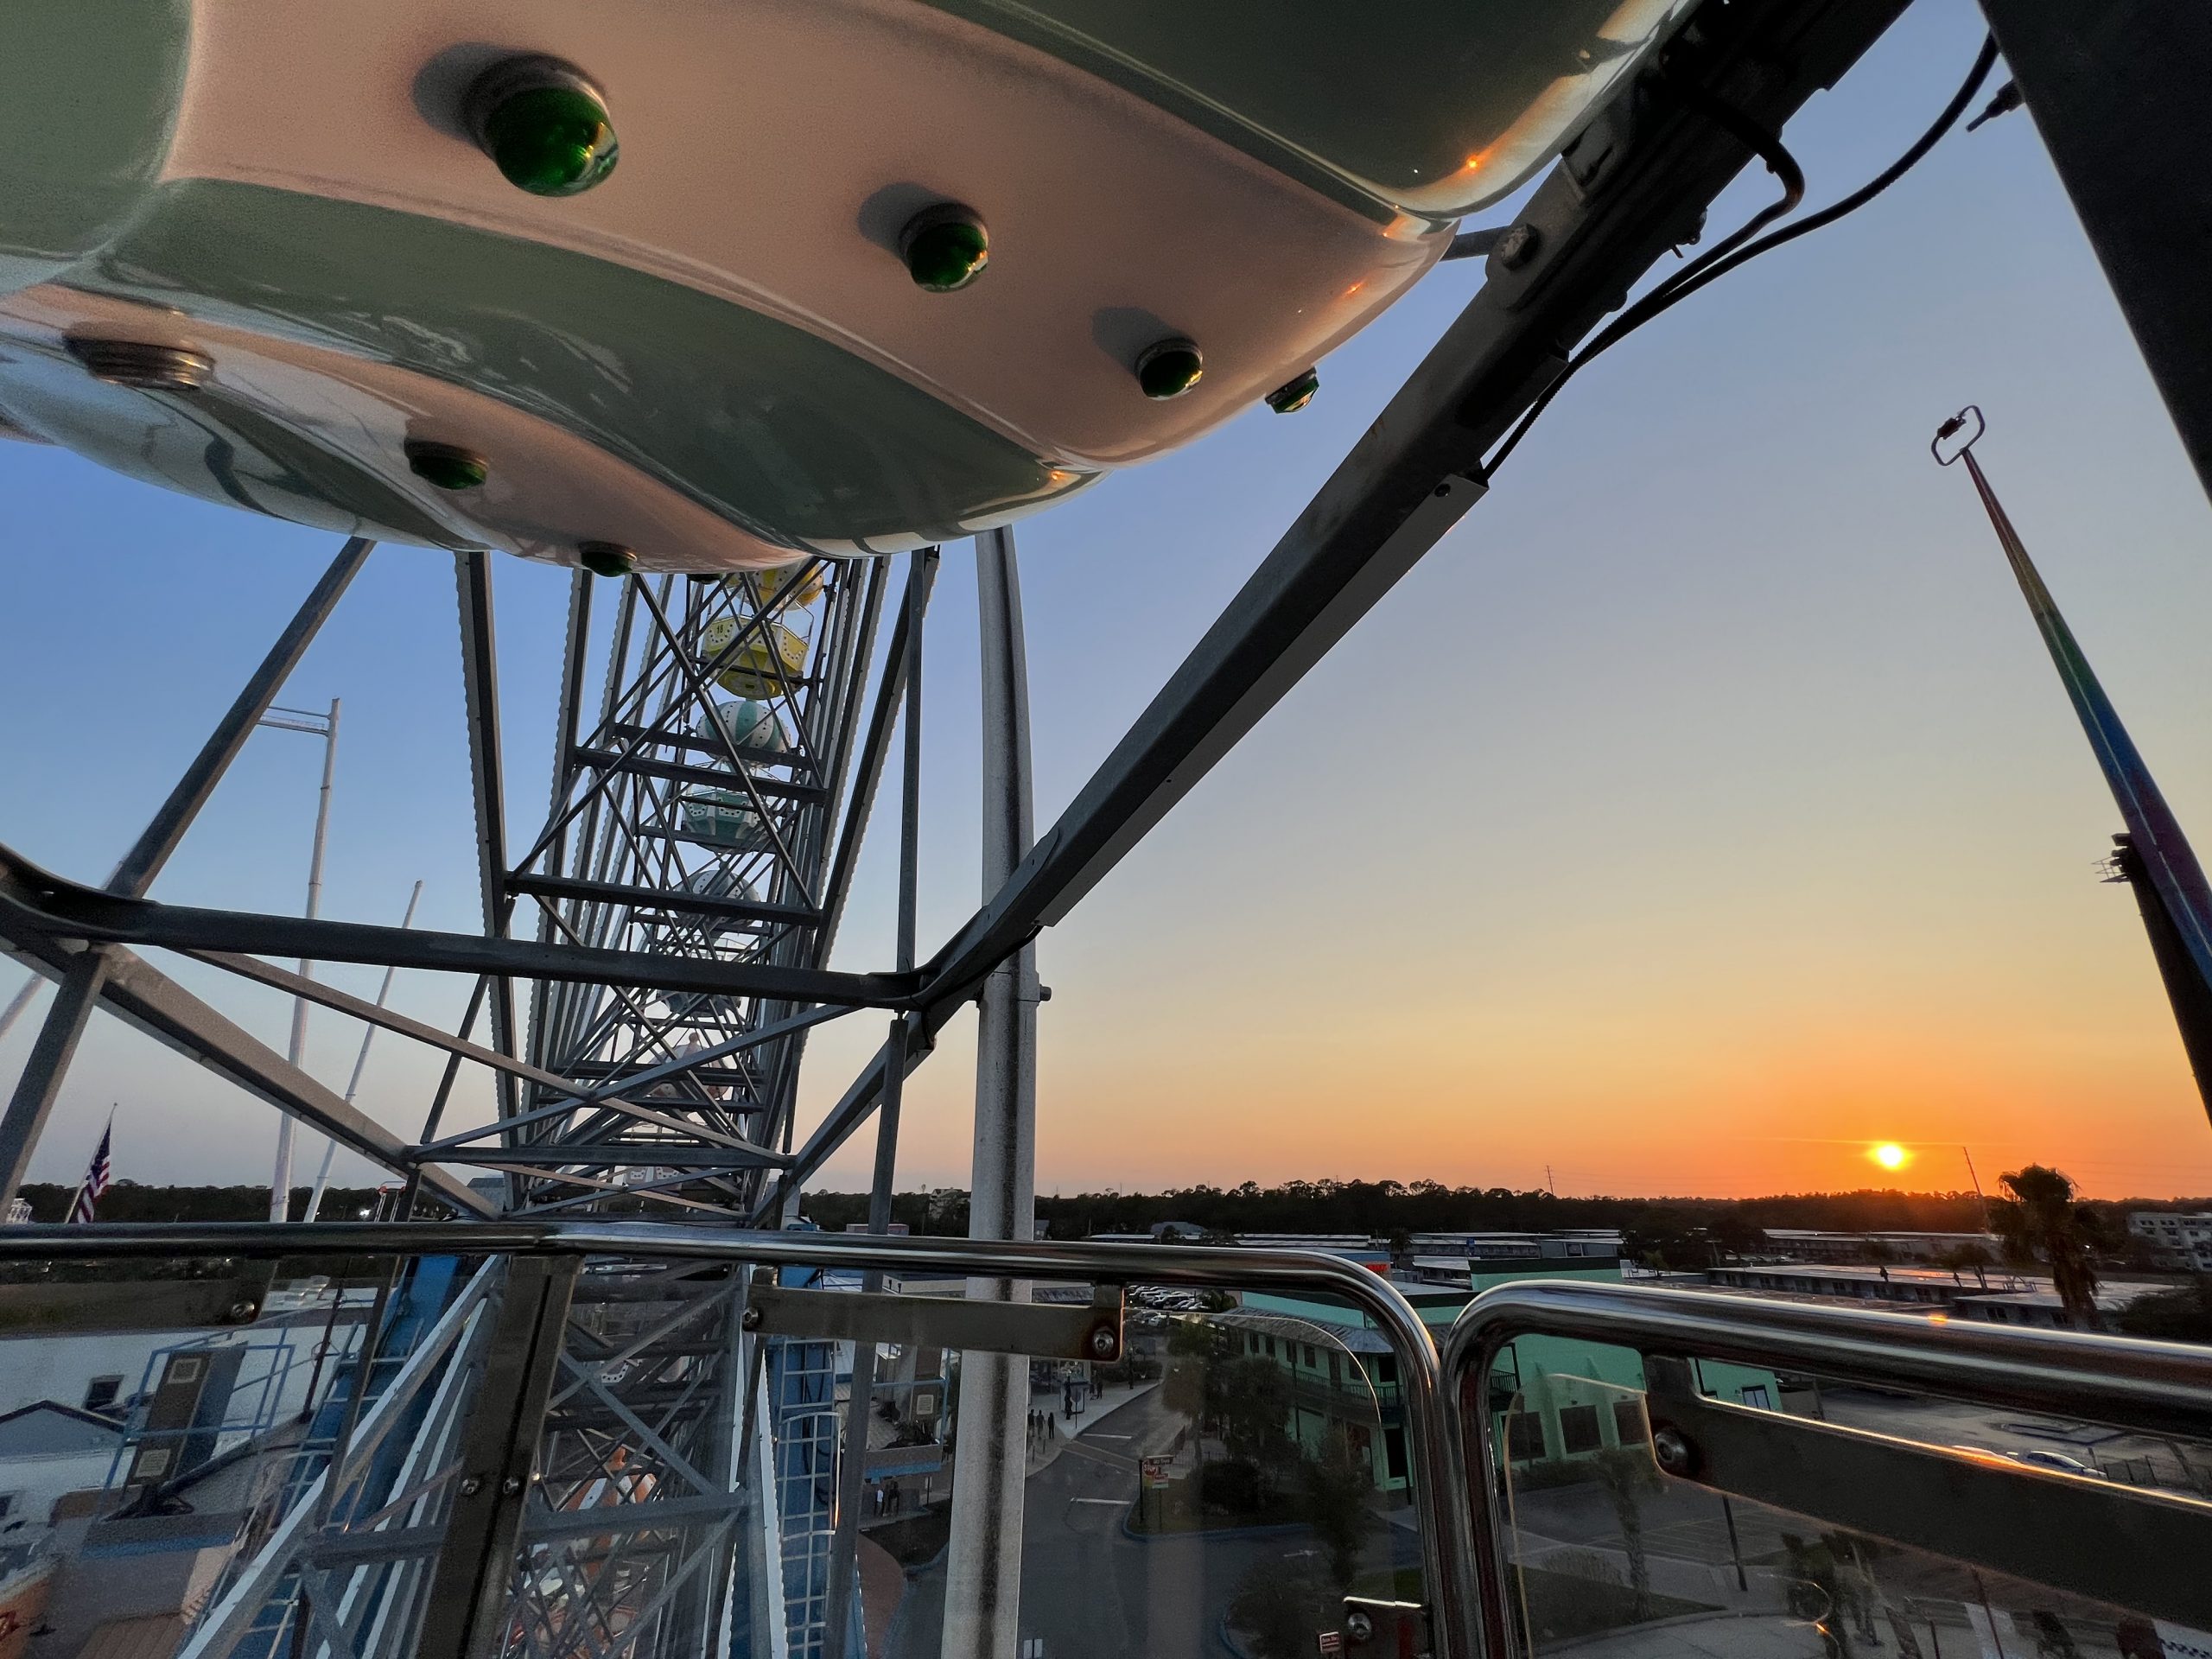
1023;1378;1163;1477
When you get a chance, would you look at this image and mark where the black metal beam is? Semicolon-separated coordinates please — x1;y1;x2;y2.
505;871;822;931
1980;0;2212;504
430;1144;786;1170
0;845;913;1007
454;550;522;1134
908;0;1912;1016
0;935;492;1214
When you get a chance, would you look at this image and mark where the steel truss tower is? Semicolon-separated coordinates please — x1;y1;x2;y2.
3;3;2206;1656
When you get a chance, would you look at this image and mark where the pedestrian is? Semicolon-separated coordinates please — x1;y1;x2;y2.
1046;1415;1056;1440
888;1478;901;1513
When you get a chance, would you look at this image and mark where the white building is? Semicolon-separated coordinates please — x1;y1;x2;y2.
2128;1212;2212;1272
0;1404;122;1537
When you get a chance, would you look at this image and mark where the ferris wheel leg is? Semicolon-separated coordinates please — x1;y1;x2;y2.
944;527;1039;1659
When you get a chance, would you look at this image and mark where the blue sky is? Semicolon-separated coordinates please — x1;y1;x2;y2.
5;3;2211;1199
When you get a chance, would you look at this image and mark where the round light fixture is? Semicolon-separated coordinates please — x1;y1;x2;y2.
1265;368;1319;414
899;204;989;293
1136;338;1204;400
404;440;490;492
578;540;638;577
467;57;618;197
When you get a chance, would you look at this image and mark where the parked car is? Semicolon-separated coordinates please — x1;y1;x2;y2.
2006;1448;2105;1478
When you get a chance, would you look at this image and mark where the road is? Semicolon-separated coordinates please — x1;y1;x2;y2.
887;1387;1419;1659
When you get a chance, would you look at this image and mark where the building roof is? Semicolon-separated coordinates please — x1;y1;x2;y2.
0;1399;125;1457
1209;1308;1392;1355
1955;1286;2156;1312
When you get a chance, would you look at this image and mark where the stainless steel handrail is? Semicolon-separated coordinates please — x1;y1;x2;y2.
0;1222;1469;1659
1438;1281;2212;1659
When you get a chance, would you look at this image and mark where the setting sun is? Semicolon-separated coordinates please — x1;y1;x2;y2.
1871;1142;1911;1172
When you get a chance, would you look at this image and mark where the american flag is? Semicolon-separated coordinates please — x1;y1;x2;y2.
67;1119;112;1224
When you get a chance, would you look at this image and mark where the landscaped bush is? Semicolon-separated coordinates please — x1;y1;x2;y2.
1199;1458;1265;1512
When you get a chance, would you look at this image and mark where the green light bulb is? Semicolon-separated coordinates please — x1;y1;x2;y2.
480;83;618;197
405;440;490;491
1136;339;1204;400
579;541;638;578
1265;368;1319;414
900;206;989;292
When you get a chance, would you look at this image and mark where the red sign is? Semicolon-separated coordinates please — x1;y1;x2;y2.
1318;1633;1344;1656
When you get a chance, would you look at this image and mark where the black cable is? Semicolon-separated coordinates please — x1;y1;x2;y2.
1649;78;1808;296
1479;34;2002;477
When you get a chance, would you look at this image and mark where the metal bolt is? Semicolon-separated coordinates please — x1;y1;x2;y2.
1650;1426;1695;1478
460;1475;483;1497
501;1476;523;1496
65;338;213;392
1088;1325;1119;1360
1492;223;1541;270
1345;1611;1376;1646
741;1305;762;1331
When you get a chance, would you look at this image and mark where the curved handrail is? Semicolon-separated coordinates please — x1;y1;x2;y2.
1437;1278;2212;1659
0;1221;1470;1659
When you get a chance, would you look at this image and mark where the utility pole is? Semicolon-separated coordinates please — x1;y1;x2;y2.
0;978;41;1048
302;879;423;1221
261;699;340;1223
1959;1144;1993;1237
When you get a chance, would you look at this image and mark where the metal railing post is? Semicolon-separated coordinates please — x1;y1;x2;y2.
416;1254;581;1659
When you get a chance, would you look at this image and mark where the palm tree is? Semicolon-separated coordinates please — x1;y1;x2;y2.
1592;1447;1662;1621
1991;1165;2104;1330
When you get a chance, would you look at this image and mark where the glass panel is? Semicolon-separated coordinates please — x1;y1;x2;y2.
7;1243;1432;1659
0;1248;488;1659
794;1281;1418;1659
1486;1336;2212;1659
506;1253;751;1659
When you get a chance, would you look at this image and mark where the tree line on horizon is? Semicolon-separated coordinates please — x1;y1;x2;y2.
15;1180;393;1224
792;1174;2212;1254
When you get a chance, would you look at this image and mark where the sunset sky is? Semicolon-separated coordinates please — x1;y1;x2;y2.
4;4;2210;1202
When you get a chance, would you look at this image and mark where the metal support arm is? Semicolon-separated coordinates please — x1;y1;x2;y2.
1641;1355;2212;1629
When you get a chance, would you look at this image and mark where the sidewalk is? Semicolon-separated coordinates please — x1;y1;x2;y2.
1023;1378;1163;1477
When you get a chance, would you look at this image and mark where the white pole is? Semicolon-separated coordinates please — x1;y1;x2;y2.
0;978;42;1047
271;697;340;1223
302;879;422;1222
943;529;1038;1659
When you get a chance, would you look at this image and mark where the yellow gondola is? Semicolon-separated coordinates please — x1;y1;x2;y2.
699;616;808;700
